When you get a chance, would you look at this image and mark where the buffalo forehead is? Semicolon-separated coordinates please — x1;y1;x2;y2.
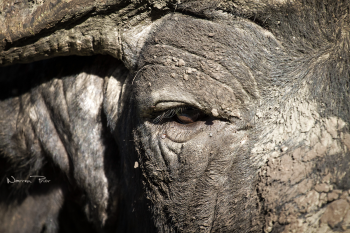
136;13;283;105
134;14;283;117
139;13;281;81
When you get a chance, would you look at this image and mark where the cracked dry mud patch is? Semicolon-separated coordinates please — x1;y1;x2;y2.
255;84;350;233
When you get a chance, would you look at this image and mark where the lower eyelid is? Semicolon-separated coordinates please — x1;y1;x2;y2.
163;121;206;142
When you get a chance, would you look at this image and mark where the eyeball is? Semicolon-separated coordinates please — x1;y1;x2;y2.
176;108;200;124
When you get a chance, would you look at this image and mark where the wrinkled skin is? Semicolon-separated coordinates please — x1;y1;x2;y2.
0;0;350;233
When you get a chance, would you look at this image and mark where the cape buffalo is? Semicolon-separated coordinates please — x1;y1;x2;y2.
0;0;349;232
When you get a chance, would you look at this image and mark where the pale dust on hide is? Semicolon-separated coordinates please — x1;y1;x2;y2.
253;82;350;233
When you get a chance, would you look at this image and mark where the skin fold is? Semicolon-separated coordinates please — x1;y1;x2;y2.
0;0;349;232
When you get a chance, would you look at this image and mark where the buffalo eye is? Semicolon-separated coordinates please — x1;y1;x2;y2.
152;107;206;124
176;108;200;124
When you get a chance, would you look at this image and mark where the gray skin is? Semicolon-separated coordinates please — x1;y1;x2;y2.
0;0;350;233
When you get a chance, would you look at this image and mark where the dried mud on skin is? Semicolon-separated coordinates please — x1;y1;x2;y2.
255;86;350;233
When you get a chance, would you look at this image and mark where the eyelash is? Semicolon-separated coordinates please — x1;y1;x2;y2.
152;107;186;124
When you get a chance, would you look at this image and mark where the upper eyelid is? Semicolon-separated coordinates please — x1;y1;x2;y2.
152;99;204;112
152;102;189;112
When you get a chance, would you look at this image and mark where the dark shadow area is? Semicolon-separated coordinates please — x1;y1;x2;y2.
58;199;97;233
0;55;100;100
0;54;155;232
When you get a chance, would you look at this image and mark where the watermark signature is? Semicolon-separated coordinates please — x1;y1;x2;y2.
7;176;50;184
